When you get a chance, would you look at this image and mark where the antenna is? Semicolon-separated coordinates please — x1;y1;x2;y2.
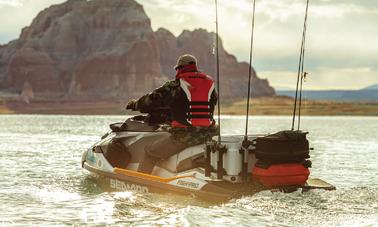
291;0;310;131
244;0;256;141
215;0;221;142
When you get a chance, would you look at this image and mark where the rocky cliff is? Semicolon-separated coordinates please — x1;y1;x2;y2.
0;0;274;100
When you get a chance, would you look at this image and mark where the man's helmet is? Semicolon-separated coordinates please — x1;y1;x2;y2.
174;54;197;70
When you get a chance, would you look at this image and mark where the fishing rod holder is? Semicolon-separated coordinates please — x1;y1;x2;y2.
204;140;227;179
215;143;227;179
204;137;256;183
204;140;215;177
240;138;256;182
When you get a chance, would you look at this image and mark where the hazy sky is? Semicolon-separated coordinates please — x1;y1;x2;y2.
0;0;377;90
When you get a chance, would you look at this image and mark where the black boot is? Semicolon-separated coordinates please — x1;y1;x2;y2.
137;148;160;174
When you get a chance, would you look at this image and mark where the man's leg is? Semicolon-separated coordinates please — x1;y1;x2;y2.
137;133;188;174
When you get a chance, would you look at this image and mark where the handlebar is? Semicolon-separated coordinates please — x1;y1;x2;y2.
133;107;171;125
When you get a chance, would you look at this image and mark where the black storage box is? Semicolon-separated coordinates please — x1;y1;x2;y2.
255;130;310;164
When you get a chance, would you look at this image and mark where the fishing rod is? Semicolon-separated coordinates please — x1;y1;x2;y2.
215;0;221;143
298;72;307;130
291;0;310;131
213;0;226;180
240;0;257;182
244;0;256;141
297;0;309;131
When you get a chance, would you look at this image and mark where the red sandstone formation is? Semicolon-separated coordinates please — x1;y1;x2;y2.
0;0;274;100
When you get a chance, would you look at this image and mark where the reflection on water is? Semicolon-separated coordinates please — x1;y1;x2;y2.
0;115;377;226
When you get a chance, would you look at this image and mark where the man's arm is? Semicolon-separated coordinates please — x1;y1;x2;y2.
134;80;180;113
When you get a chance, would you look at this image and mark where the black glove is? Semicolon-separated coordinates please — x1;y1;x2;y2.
126;100;137;110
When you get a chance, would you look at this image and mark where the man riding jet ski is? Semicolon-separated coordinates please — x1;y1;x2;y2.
82;55;335;201
126;54;218;174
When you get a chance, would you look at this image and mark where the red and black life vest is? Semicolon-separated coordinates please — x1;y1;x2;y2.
171;70;215;128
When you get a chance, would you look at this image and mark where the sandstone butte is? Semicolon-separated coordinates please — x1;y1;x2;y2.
0;0;275;102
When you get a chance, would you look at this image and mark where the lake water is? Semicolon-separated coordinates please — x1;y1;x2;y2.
0;115;377;226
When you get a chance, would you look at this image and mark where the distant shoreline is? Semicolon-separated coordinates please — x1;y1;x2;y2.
1;96;378;116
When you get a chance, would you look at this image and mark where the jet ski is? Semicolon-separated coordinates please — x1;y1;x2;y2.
81;110;335;202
